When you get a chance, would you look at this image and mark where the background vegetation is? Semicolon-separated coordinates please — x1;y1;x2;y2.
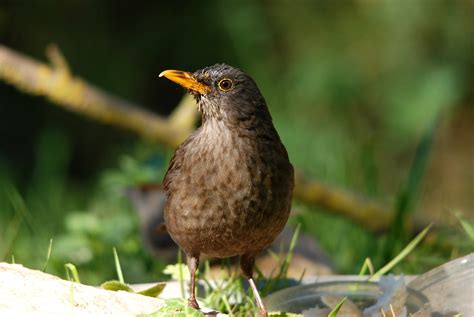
0;1;472;285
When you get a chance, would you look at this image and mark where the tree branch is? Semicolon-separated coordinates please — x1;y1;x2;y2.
0;44;197;148
294;173;393;232
0;44;398;232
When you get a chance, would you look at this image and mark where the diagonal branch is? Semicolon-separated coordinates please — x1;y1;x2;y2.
0;43;399;232
0;44;197;148
294;173;394;232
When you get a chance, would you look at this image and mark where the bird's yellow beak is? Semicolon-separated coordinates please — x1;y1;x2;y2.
159;70;210;94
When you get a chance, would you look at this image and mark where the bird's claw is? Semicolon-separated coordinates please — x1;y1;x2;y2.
188;297;200;310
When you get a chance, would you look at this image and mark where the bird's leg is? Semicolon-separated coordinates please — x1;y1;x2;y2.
186;254;200;310
241;253;268;317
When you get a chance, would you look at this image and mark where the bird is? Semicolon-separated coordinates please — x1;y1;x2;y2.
159;64;294;316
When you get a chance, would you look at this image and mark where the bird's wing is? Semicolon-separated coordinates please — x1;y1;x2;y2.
162;149;182;194
162;133;195;194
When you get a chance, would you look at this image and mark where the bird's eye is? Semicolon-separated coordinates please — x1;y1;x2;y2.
217;78;234;91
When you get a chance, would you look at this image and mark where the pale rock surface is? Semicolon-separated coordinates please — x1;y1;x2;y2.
0;262;163;317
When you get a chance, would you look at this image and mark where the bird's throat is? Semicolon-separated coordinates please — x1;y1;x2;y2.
199;118;233;142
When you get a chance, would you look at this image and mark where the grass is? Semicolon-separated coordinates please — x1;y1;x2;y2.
146;299;202;317
457;212;474;242
6;218;439;316
113;247;125;284
385;118;438;262
42;238;53;272
0;143;171;284
369;224;432;281
65;263;81;283
198;229;300;315
327;297;347;317
293;120;459;276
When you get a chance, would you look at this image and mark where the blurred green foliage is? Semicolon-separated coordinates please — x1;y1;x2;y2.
0;0;473;284
0;133;170;283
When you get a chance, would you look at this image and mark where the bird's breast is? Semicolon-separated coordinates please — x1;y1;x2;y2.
164;119;293;256
182;122;259;211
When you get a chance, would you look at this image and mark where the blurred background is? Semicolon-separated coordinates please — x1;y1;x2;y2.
0;1;472;285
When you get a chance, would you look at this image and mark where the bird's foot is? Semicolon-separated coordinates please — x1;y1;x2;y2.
188;297;200;310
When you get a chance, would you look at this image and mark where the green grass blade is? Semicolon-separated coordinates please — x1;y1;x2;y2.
262;224;301;296
178;249;185;299
113;247;125;284
68;281;75;306
297;267;307;284
42;238;53;272
65;263;81;283
267;249;280;261
1;185;32;261
254;265;265;279
11;254;15;264
370;224;432;281
358;257;374;276
386;120;437;260
328;297;347;317
220;293;233;316
456;213;474;241
281;223;301;277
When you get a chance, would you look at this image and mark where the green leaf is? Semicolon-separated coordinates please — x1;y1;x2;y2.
137;282;167;297
146;298;203;317
101;280;134;292
162;263;190;281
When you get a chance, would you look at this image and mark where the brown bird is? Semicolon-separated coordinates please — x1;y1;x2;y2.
160;64;294;316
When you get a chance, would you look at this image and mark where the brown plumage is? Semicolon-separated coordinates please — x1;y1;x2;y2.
160;64;294;316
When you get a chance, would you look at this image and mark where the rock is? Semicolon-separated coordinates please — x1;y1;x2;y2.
0;262;162;316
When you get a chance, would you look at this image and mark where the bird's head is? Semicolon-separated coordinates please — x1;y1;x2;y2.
160;64;271;124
